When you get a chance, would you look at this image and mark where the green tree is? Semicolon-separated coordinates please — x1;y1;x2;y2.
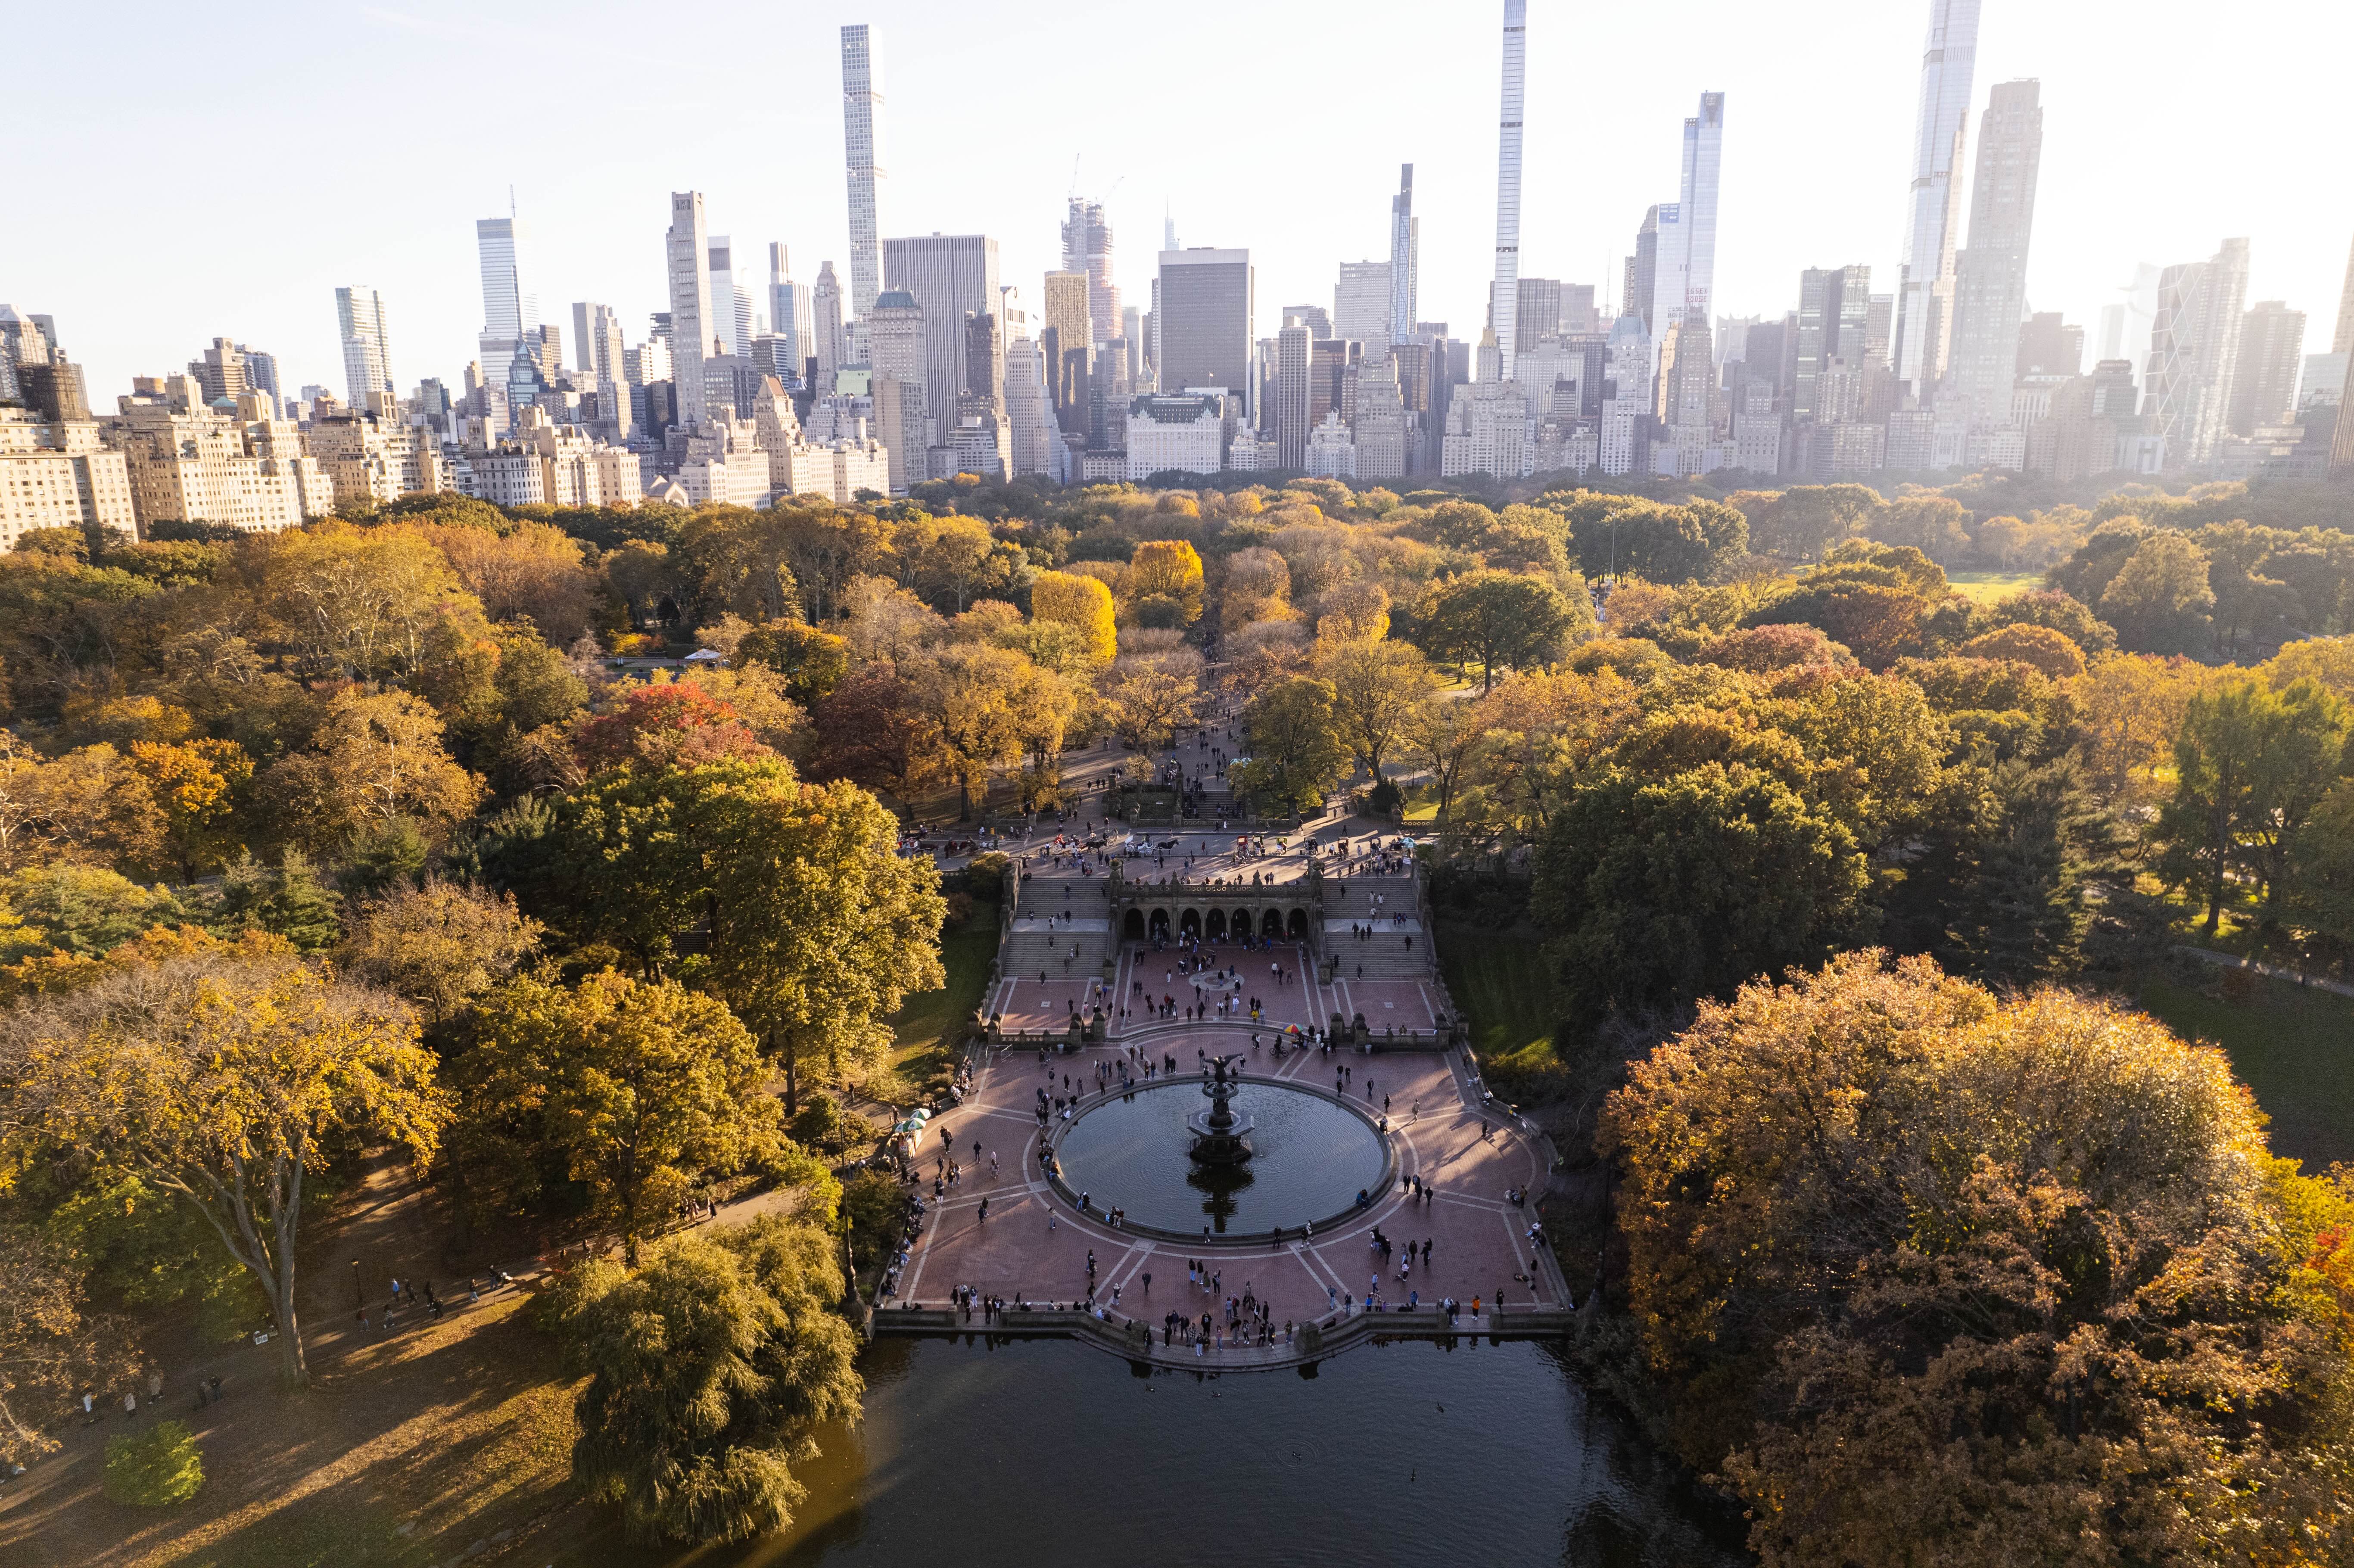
2156;675;2352;934
0;865;183;962
455;970;775;1263
194;849;343;952
1231;678;1349;811
103;1421;204;1506
550;1216;863;1545
1933;758;2105;985
2;949;441;1385
2097;530;2215;654
1415;570;1576;689
1532;763;1870;1024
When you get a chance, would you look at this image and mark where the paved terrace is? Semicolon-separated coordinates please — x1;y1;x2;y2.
881;1024;1567;1369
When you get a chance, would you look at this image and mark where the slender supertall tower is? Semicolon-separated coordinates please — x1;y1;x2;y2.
1648;92;1725;370
1891;0;1982;406
1389;165;1417;347
1491;0;1527;381
841;24;887;318
1944;79;2045;425
666;192;712;428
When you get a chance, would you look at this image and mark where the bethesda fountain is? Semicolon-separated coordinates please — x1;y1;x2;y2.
1187;1053;1255;1165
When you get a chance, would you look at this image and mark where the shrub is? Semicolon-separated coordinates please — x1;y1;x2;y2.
790;1095;860;1156
103;1421;203;1506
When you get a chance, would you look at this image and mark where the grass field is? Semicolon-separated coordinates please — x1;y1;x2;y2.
888;905;1000;1081
1435;917;1558;1067
1946;569;2047;606
2133;973;2354;1170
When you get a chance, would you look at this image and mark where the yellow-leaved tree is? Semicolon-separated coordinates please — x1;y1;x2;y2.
1028;570;1118;667
1;943;443;1386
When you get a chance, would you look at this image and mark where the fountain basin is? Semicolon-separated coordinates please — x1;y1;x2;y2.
1047;1077;1392;1241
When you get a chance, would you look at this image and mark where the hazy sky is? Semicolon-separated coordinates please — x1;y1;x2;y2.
14;0;2353;402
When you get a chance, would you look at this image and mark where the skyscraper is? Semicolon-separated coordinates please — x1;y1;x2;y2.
666;192;713;428
2334;236;2354;356
476;215;534;392
334;286;393;408
769;244;816;383
840;25;887;318
572;303;625;383
2229;301;2307;435
2143;238;2251;466
1490;0;1527;382
812;262;845;386
1944;79;2045;425
1891;0;1982;406
1629;208;1661;336
867;289;928;491
1275;317;1314;470
1334;262;1391;346
1042;270;1093;424
1062;200;1118;348
1156;249;1255;414
708;236;751;357
1389;165;1417;347
1793;265;1872;418
1648;93;1725;360
883;234;1002;459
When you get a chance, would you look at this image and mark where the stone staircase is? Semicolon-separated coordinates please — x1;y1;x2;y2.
1320;873;1429;979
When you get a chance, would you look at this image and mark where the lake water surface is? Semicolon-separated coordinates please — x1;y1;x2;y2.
616;1333;1748;1567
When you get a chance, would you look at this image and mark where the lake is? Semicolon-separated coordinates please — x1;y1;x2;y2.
608;1332;1749;1567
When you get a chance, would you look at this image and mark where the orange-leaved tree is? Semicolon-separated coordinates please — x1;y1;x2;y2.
1600;949;2354;1566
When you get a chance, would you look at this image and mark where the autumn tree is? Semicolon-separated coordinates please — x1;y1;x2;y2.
1602;952;2354;1568
574;682;772;774
0;948;441;1385
735;622;850;707
333;878;542;1030
453;969;775;1263
1316;637;1439;785
127;737;252;878
914;644;1029;818
1398;694;1485;826
254;522;480;682
0;1226;139;1468
1125;538;1205;626
1102;644;1205;752
548;1216;863;1543
1028;570;1118;667
0;732;168;876
411;518;597;644
2071;652;2219;809
256;689;484;855
1231;679;1348;812
807;667;944;807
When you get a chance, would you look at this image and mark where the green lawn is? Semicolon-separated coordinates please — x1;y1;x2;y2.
1435;917;1558;1067
889;907;1000;1078
1946;569;2046;606
2133;973;2354;1170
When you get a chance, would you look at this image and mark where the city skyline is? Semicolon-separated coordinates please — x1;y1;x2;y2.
12;0;2350;404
